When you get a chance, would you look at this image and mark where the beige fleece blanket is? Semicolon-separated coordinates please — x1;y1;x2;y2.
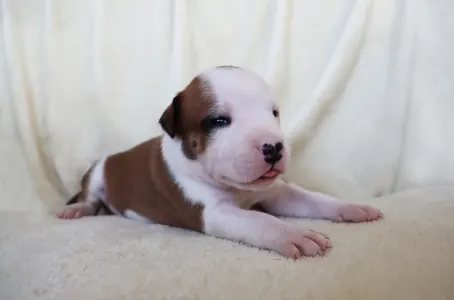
1;0;454;299
1;187;454;300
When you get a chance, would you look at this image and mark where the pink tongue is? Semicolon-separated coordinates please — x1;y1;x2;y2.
262;169;278;178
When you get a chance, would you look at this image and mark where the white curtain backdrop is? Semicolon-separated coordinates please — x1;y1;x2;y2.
1;0;453;213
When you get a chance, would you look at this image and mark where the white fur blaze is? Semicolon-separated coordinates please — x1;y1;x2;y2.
87;158;122;216
86;158;107;204
123;209;153;223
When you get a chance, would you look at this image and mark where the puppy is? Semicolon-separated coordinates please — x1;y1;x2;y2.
57;66;383;259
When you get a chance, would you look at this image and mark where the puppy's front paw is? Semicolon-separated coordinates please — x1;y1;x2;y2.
274;227;332;259
335;204;383;223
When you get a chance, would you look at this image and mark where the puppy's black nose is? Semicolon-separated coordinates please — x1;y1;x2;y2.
262;142;284;165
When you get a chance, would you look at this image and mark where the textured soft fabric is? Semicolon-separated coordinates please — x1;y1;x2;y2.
1;0;454;299
1;187;454;300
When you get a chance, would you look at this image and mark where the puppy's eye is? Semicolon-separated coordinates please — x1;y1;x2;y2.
210;116;231;127
272;109;279;117
201;115;232;133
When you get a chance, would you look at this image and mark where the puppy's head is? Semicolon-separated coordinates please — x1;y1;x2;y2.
159;66;289;191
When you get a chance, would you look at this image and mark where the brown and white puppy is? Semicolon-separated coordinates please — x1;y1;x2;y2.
57;66;383;259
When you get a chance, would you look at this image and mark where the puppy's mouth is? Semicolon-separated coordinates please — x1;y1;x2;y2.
252;168;280;184
220;168;282;191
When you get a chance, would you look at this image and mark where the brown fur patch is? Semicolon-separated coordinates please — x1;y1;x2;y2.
66;76;212;230
100;76;212;230
159;77;213;160
103;137;205;232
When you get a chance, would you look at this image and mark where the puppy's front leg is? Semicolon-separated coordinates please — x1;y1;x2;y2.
203;203;331;259
259;181;383;223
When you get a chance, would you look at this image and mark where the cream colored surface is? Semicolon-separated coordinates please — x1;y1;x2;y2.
1;0;454;299
1;188;454;300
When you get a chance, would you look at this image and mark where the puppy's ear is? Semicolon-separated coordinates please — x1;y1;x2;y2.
159;93;182;138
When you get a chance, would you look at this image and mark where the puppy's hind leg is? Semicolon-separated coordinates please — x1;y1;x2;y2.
57;160;107;220
56;192;104;219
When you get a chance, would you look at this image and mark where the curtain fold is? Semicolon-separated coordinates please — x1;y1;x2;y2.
1;0;453;212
